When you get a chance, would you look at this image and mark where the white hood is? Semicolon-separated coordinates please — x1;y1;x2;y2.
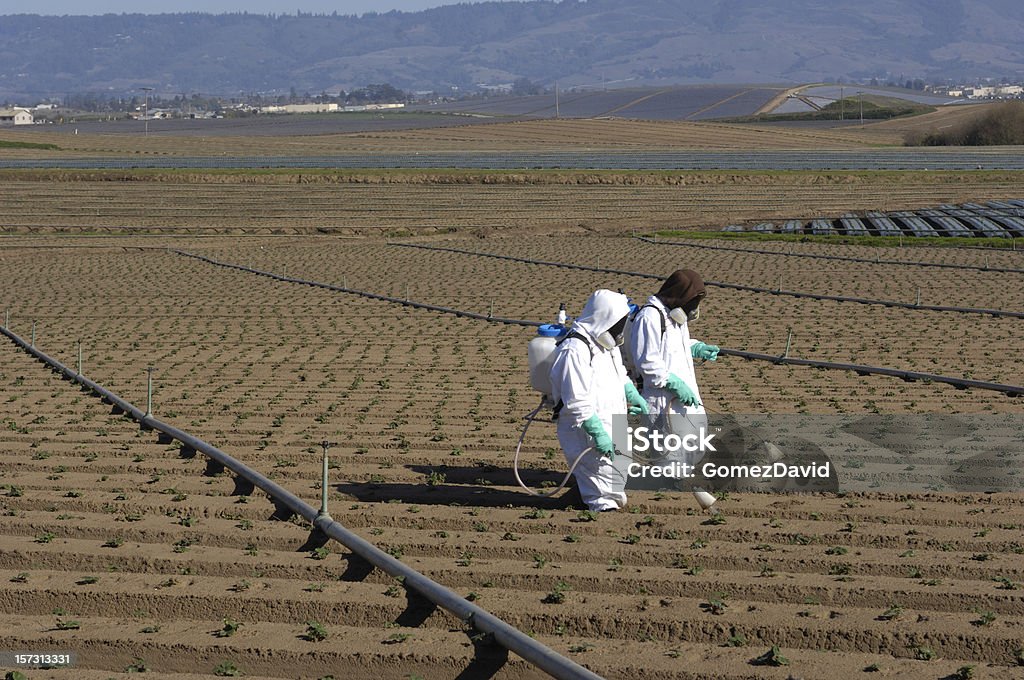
574;289;630;347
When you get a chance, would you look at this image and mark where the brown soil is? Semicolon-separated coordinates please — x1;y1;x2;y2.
1;236;1023;679
1;169;1022;235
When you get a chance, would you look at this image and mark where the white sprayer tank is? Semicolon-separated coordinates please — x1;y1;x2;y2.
528;323;567;402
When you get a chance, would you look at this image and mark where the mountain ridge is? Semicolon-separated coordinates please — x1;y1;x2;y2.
1;0;1021;99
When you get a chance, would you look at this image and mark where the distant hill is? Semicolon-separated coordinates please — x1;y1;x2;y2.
1;0;1022;99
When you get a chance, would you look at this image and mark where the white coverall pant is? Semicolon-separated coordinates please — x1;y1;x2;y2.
557;415;627;512
643;386;709;486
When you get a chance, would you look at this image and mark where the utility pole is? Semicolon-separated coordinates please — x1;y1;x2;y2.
839;84;844;121
140;86;154;136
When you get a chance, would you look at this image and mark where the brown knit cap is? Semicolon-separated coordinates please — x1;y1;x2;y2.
656;269;706;310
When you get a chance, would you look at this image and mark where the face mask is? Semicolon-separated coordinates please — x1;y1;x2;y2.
686;305;700;322
596;314;628;350
595;331;620;350
668;307;689;325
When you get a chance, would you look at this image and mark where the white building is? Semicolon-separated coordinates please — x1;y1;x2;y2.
0;108;34;125
260;103;339;114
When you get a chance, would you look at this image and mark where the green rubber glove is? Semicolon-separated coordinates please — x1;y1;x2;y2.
624;382;649;416
581;414;615;459
664;373;701;407
691;341;720;361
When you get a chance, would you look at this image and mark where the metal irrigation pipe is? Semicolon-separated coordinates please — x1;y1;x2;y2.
169;249;1024;397
0;324;604;680
389;242;1024;320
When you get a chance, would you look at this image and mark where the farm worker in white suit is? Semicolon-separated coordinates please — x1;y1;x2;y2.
549;289;649;512
627;269;719;474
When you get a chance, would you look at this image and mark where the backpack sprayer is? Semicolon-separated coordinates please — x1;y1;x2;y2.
516;305;588;498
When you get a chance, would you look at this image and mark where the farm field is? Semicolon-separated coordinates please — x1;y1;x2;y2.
1;235;1022;679
0;118;900;159
2;169;1024;235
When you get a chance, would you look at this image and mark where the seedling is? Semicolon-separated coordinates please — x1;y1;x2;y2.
383;632;412;644
172;539;191;553
543;581;571;604
10;572;28;583
972;609;996;627
303;620;328;642
522;508;551;520
568;643;594;653
103;537;124;548
126;658;148;673
214;618;241;638
876;604;902;621
824;546;848;555
701;594;728;615
425;470;445;486
576;509;599;522
532;554;548;569
995;576;1019;590
55;619;81;630
750;645;789;667
35;531;56;543
310;546;330;560
953;666;976;680
213;660;242;676
913;646;936;661
77;575;99;585
725;633;747;647
140;625;161;634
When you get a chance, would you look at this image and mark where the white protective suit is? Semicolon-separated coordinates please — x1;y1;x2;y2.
628;294;709;475
549;290;631;512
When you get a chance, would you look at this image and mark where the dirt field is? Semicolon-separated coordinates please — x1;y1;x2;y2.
1;235;1022;679
0;118;900;159
1;169;1023;235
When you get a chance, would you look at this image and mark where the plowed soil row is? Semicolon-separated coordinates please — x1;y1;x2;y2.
1;170;1021;234
0;118;898;158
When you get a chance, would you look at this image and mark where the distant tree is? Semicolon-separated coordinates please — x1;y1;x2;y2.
511;77;541;96
906;101;1024;146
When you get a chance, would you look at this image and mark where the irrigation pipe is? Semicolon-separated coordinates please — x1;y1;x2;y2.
169;249;1023;397
0;323;605;680
391;242;1024;320
634;236;1024;275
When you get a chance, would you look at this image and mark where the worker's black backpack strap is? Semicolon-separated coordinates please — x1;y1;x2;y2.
555;330;594;361
552;330;594;421
639;304;667;336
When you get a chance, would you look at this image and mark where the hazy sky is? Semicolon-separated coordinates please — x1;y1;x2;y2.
0;0;483;15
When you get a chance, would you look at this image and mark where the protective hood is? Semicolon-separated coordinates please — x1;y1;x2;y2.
656;269;706;311
574;289;631;348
